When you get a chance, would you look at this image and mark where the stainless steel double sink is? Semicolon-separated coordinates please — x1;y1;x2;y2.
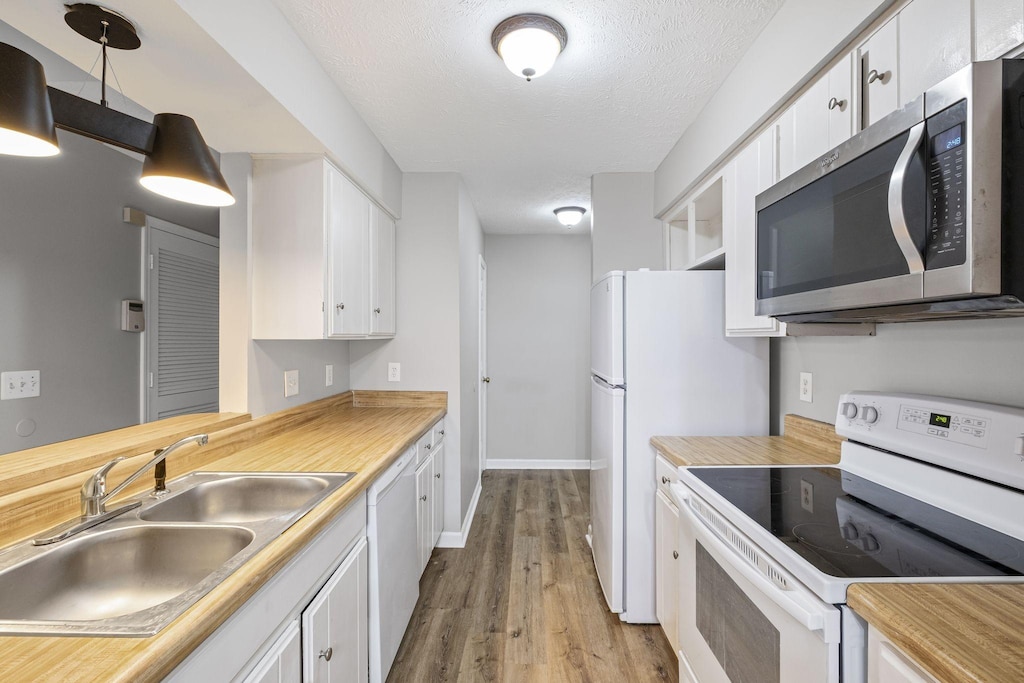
0;471;354;636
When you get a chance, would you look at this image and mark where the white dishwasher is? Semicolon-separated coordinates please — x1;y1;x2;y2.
367;446;418;683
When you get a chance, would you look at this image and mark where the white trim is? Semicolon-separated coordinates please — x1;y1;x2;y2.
436;477;481;549
485;459;590;470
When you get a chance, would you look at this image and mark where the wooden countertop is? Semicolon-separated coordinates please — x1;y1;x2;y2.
0;390;446;683
651;414;843;467
848;583;1024;683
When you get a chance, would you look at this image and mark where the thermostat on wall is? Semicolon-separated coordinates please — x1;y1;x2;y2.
121;299;145;332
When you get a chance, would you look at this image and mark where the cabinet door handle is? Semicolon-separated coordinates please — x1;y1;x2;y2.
482;376;491;383
439;429;444;436
827;96;846;110
661;476;670;484
335;303;345;311
435;472;441;479
374;307;381;314
425;443;431;450
319;647;333;661
672;550;679;560
867;69;888;85
421;494;428;501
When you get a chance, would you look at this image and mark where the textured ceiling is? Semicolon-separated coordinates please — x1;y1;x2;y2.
271;0;785;234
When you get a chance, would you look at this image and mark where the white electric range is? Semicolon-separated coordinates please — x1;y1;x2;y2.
669;391;1024;683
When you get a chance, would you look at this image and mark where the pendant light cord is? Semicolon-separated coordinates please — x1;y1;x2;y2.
99;20;109;107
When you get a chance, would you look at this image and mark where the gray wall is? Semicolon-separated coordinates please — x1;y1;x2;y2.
591;172;664;280
484;234;592;465
772;319;1024;433
0;133;218;455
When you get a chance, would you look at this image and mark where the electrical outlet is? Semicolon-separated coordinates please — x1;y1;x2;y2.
799;372;813;403
325;364;334;387
800;479;814;513
1;371;40;400
388;362;401;382
284;370;299;397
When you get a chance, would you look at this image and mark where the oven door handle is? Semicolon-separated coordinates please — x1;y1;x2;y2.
887;121;926;275
671;483;840;641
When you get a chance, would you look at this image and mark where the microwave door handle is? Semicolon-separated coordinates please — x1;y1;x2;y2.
671;483;840;641
887;121;926;275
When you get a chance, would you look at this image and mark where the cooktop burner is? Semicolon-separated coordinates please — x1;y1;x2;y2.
689;466;1024;579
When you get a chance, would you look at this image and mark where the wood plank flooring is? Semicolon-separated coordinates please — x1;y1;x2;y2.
388;470;677;682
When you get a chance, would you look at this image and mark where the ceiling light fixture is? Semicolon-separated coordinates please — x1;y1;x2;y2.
554;206;586;227
491;14;567;81
0;4;234;207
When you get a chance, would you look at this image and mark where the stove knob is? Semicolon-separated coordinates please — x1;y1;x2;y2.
840;522;860;541
860;533;880;552
860;406;879;424
840;402;859;419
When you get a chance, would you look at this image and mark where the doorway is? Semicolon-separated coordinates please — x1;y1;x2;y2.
478;254;488;472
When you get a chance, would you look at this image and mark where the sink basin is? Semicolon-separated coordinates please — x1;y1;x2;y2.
140;474;344;524
0;525;253;622
0;470;354;636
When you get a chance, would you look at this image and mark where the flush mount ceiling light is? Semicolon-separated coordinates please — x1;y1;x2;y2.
491;14;567;81
554;206;586;227
0;4;234;207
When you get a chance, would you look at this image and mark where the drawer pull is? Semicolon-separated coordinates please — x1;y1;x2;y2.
439;429;445;436
421;495;428;502
319;647;333;661
435;472;441;479
374;308;381;314
661;476;670;484
672;550;679;560
425;443;432;450
335;303;345;311
827;96;846;110
867;68;888;85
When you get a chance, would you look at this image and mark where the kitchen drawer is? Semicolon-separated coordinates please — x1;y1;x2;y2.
431;419;446;445
656;454;680;499
416;430;435;466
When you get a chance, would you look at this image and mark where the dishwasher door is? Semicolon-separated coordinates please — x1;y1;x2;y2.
367;451;419;683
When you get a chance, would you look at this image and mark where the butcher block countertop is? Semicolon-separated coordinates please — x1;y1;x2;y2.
848;583;1024;683
0;390;446;683
651;414;844;467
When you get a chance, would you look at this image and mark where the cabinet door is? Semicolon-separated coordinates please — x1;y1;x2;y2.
792;76;830;171
975;0;1024;59
327;167;370;338
724;131;784;337
369;205;396;336
826;53;854;149
431;442;445;547
303;538;369;683
868;626;940;683
898;0;970;108
415;456;433;573
776;105;797;180
655;490;680;653
859;17;899;128
241;620;301;683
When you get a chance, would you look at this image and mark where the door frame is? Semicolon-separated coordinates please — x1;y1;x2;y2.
478;254;487;473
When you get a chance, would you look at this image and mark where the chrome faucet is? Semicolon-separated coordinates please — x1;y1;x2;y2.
34;433;209;546
81;433;209;517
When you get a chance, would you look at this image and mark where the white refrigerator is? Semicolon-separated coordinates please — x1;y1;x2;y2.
589;270;769;623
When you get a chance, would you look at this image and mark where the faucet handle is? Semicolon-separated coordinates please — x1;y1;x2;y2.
81;457;125;516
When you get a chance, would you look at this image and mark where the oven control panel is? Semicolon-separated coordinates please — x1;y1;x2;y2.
836;391;1024;491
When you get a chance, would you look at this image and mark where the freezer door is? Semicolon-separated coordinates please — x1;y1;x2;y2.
590;375;625;612
591;272;624;385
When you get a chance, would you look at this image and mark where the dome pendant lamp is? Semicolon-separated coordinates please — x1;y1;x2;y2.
491;14;567;81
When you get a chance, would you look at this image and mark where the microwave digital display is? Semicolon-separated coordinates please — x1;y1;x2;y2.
931;124;963;156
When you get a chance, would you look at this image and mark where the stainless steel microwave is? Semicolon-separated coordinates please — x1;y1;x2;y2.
755;60;1024;323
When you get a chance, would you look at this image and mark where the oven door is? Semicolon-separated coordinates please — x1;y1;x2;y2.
670;483;841;683
755;100;929;317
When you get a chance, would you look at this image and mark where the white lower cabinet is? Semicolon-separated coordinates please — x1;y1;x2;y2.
654;455;681;653
431;442;445;547
415;456;433;573
867;625;939;683
241;620;302;683
303;537;369;682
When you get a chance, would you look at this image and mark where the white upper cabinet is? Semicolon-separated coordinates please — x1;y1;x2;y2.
974;0;1024;59
826;54;855;149
724;129;785;337
784;52;854;177
252;155;396;340
898;0;971;108
859;16;900;128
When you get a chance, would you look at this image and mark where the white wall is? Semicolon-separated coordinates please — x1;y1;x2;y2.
654;0;893;215
458;181;484;513
591;173;664;280
218;154;352;419
484;235;592;466
349;173;466;531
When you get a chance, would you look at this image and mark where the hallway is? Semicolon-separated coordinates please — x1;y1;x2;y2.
388;469;677;682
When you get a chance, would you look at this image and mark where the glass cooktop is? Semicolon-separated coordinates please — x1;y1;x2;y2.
689;466;1024;579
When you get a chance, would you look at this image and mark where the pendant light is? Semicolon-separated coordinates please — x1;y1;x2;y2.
554;206;586;227
0;43;60;157
0;4;234;207
491;14;567;81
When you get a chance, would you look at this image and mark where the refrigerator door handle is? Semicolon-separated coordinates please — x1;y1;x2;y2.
592;375;624;391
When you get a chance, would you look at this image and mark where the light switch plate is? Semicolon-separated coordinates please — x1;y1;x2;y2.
388;362;400;382
799;372;813;403
1;371;40;400
800;479;814;513
325;364;334;387
284;370;299;397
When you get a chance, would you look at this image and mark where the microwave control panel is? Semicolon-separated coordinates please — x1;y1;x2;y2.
925;100;968;270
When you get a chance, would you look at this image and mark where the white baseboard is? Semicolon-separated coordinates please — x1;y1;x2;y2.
485;459;590;470
436;477;482;549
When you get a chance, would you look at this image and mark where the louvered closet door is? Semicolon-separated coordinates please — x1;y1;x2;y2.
146;221;219;422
